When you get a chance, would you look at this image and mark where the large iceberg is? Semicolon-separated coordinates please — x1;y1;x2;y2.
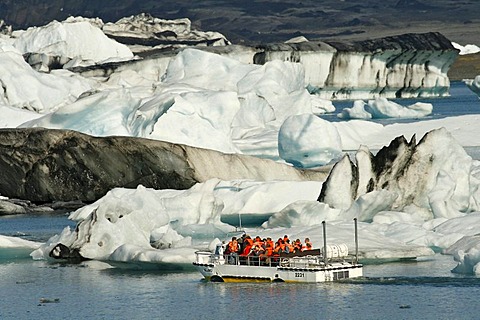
319;128;478;219
13;17;133;70
255;33;459;99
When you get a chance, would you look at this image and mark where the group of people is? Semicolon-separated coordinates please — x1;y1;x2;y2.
224;234;313;258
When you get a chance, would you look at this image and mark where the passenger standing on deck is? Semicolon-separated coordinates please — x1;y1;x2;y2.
304;237;313;251
226;237;239;254
252;236;265;256
273;239;285;255
215;241;225;263
240;235;254;256
264;237;274;256
285;239;294;253
294;239;303;253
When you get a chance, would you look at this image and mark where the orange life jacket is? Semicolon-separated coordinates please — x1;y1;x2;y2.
265;240;274;256
303;241;313;251
241;244;252;256
273;242;284;256
228;240;238;253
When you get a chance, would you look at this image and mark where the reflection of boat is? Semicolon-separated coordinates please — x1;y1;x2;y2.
193;219;363;283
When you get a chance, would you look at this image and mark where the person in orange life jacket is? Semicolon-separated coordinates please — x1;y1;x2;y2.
237;233;247;253
294;239;303;253
225;237;239;254
273;239;285;255
303;237;313;251
285;239;294;253
240;235;254;256
264;237;274;256
252;236;265;256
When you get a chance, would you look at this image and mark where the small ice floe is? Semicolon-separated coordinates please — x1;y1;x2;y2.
338;98;433;119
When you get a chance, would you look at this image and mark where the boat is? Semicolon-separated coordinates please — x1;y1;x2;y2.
193;219;363;283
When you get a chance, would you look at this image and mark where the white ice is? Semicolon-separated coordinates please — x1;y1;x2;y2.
1;17;480;275
13;17;133;66
464;75;480;98
452;42;480;55
338;98;433;120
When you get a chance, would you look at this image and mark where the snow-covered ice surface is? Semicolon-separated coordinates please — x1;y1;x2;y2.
452;42;480;55
1;17;480;275
13;17;133;67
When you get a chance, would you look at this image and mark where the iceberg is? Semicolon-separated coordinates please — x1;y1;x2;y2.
278;114;343;167
0;235;42;260
452;42;480;55
463;75;480;98
320;128;478;219
256;33;458;100
31;180;433;265
13;17;133;71
0;49;94;113
338;98;433;119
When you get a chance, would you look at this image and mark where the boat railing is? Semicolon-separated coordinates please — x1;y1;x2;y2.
194;250;360;268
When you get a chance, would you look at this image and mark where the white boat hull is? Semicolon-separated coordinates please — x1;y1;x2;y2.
193;252;363;283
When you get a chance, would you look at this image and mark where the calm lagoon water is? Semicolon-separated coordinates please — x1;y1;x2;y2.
1;81;479;319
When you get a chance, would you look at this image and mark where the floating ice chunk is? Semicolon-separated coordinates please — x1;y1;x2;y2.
0;235;42;261
148;89;242;153
0;105;42;128
463;75;480;98
20;88;137;135
0;235;41;249
235;59;311;127
452;42;480;55
448;236;480;275
372;211;426;225
338;98;433;119
367;98;433;118
337;100;372;119
278;114;342;167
